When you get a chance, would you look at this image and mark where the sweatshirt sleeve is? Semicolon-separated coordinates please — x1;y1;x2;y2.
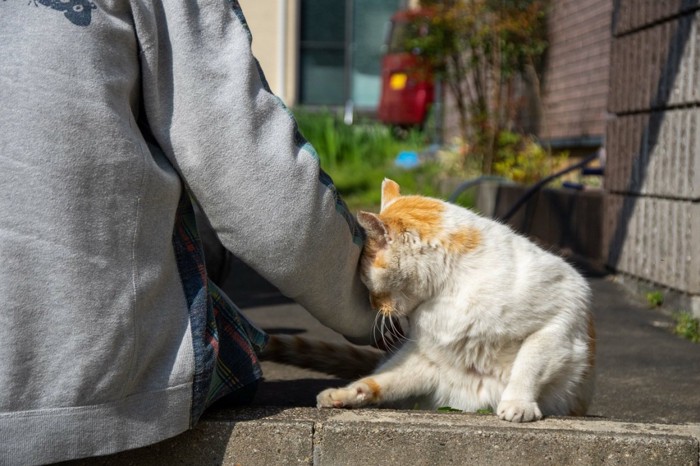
133;1;377;344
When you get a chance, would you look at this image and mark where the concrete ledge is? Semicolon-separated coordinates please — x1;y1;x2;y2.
67;407;700;465
60;279;700;465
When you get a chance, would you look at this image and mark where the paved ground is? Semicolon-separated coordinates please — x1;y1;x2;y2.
235;271;700;425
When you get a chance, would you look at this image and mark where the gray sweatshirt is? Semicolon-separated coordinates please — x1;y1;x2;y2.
0;1;376;464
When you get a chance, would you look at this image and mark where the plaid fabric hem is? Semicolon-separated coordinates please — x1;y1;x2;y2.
172;189;267;425
205;281;268;407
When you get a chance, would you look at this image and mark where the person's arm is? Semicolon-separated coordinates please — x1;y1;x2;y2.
133;1;376;344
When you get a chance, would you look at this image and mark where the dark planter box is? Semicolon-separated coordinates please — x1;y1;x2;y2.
478;183;604;270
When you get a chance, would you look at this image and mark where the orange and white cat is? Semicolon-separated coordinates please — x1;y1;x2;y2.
312;179;595;422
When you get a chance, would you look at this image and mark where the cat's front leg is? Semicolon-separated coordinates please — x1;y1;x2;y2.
317;343;433;409
497;324;573;422
496;399;542;423
317;378;381;408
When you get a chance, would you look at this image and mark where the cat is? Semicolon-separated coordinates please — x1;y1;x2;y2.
262;178;595;422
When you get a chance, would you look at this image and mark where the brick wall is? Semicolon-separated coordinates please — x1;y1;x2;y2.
539;0;612;145
604;0;700;314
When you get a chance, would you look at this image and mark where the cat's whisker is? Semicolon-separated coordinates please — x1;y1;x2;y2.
372;310;395;352
371;311;383;346
372;309;381;331
380;314;391;352
387;315;414;347
380;315;399;352
381;317;389;351
383;315;402;353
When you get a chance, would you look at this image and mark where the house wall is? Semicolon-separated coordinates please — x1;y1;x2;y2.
539;0;612;148
238;0;300;106
604;1;700;316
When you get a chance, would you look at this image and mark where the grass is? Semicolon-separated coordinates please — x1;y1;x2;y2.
294;109;412;170
646;291;664;307
642;290;699;343
293;109;461;212
436;406;463;413
331;162;447;212
673;312;700;343
436;406;494;415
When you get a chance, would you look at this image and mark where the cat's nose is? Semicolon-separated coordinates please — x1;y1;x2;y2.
370;293;394;316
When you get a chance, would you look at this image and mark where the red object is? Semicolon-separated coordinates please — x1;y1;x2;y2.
377;9;434;127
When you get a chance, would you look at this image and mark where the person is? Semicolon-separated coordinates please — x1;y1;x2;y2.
0;1;379;464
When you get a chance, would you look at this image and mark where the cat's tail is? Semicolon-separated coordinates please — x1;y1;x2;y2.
259;334;383;380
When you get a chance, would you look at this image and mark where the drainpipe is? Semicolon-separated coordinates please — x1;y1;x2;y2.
276;0;288;103
343;0;354;125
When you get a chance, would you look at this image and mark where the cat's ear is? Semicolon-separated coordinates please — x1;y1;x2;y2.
380;178;401;212
357;211;389;247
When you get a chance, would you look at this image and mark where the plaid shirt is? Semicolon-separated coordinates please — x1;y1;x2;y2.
172;189;268;425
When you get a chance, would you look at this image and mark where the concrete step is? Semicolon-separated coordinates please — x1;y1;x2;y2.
68;407;699;465
61;275;700;465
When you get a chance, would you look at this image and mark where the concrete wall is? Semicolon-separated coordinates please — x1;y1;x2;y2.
604;1;700;316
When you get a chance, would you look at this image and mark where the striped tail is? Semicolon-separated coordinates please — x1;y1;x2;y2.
259;334;383;380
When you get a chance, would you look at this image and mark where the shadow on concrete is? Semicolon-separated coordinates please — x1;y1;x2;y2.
251;378;349;408
57;424;239;465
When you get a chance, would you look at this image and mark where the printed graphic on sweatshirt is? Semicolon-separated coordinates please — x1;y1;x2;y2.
32;0;97;27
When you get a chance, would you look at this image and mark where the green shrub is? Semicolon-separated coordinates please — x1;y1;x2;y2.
492;131;568;184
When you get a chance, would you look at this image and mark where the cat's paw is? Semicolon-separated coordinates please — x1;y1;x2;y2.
497;400;542;422
317;381;378;409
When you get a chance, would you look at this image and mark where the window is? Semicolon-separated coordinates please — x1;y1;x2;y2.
298;0;402;108
298;0;347;105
